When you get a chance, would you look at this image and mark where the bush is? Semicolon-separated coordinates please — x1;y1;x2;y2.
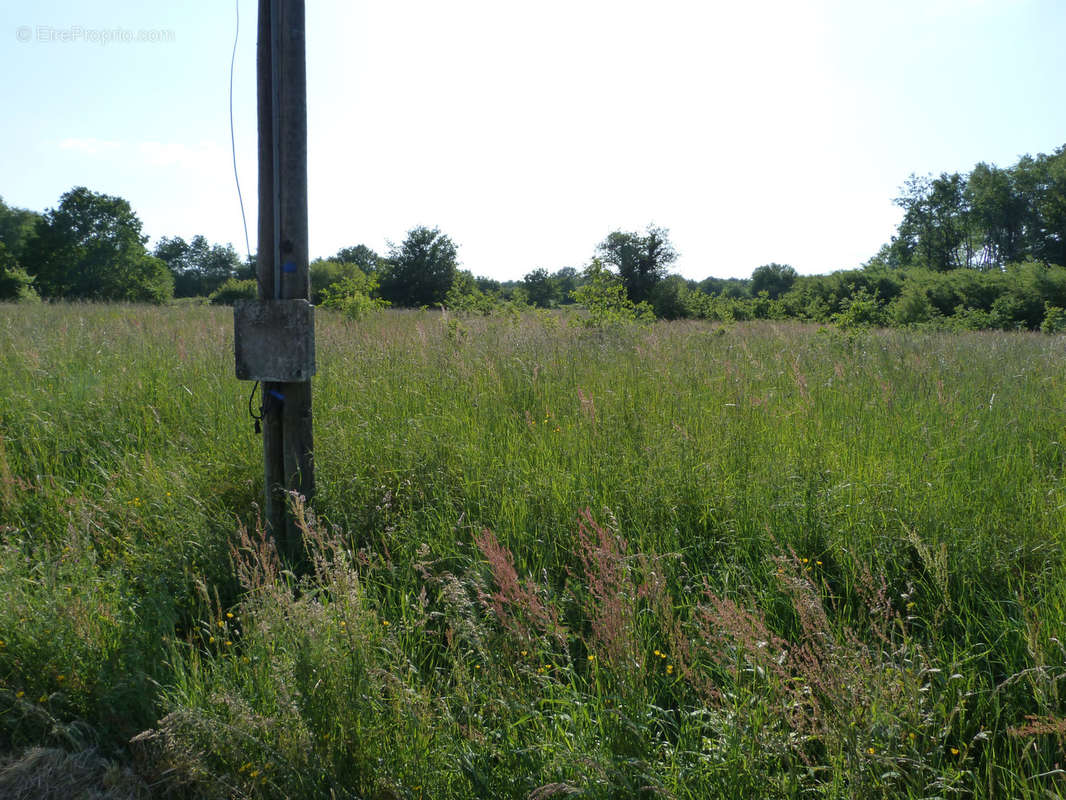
310;259;375;305
1041;303;1066;334
990;290;1041;330
888;283;938;326
0;265;39;303
570;260;655;327
833;290;886;329
207;278;257;306
319;275;388;320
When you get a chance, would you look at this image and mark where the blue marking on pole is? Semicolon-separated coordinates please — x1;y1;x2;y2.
269;389;285;401
282;260;297;273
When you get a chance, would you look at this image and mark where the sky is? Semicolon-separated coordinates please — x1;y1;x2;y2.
2;0;1065;282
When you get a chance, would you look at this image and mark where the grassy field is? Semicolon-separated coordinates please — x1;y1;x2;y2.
2;304;1066;798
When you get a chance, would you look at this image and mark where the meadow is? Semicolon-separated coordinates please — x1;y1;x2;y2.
2;303;1066;799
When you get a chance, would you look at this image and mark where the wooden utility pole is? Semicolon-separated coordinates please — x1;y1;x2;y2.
235;0;314;560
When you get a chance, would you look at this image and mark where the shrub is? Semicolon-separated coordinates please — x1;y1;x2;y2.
1041;303;1066;334
833;289;886;328
207;278;257;306
570;259;654;327
319;274;388;320
888;282;938;326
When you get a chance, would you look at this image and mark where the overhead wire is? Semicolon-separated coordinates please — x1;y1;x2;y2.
230;0;253;268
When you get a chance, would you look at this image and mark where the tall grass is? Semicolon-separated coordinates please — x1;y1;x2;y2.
2;304;1066;797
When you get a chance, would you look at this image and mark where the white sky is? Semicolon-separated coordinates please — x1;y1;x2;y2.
2;0;1065;280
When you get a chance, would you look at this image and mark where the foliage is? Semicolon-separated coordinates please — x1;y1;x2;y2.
443;269;500;315
889;145;1066;271
0;196;43;262
887;281;939;326
596;225;677;304
750;262;797;299
521;267;560;308
207;277;257;305
332;244;383;276
833;289;888;329
378;226;458;307
309;258;380;305
0;242;39;302
570;258;655;326
20;187;173;304
649;274;695;319
1040;303;1066;334
318;272;388;320
153;235;242;298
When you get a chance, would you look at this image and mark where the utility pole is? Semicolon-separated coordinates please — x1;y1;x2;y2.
234;0;314;560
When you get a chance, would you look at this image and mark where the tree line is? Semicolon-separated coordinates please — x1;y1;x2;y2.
3;142;1065;331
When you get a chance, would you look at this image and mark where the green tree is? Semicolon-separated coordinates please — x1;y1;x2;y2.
892;173;967;271
154;235;241;297
319;268;388;320
596;225;677;304
334;244;384;275
0;241;38;301
1023;147;1066;267
650;274;695;319
208;278;257;305
0;196;43;261
378;226;458;307
444;270;498;314
23;187;172;303
522;267;559;308
571;258;654;326
310;258;381;305
750;263;797;299
553;267;578;303
964;162;1026;269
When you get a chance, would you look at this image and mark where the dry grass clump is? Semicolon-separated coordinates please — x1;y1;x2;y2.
0;747;150;800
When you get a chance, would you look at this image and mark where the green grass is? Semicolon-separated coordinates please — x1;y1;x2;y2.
2;303;1066;798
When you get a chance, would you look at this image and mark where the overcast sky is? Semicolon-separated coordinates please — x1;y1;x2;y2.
2;0;1065;280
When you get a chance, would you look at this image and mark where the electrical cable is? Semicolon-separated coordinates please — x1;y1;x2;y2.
248;380;263;433
230;0;253;268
